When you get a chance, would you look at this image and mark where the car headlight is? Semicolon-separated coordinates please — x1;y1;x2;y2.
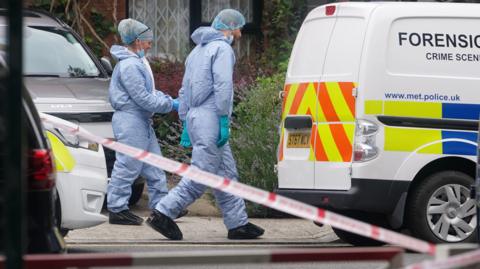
49;127;99;152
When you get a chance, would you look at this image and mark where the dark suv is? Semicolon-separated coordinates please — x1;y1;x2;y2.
0;82;65;253
0;9;144;205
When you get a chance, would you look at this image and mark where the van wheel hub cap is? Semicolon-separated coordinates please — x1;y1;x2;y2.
446;207;457;218
426;184;476;242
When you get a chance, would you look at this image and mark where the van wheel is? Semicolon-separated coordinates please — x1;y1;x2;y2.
331;211;386;246
407;171;477;243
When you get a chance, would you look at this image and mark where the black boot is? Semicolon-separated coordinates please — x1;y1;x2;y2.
109;210;143;225
228;222;264;239
146;210;183;240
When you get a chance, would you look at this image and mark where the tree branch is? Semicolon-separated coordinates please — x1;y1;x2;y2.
80;12;110;51
80;0;92;13
112;0;119;42
49;0;56;13
73;0;85;37
64;0;71;21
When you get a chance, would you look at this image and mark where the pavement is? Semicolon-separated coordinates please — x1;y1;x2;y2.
66;215;339;245
67;190;338;245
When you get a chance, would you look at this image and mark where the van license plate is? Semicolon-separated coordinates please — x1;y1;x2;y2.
287;133;310;148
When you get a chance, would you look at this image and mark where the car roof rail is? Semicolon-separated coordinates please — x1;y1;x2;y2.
0;8;68;28
23;8;68;28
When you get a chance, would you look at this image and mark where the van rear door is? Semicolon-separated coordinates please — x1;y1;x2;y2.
278;6;337;189
313;5;369;190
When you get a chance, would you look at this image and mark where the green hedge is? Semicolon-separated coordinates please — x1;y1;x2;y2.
231;72;285;217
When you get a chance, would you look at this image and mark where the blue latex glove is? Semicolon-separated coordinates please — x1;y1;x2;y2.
217;115;230;147
180;121;192;148
172;99;179;112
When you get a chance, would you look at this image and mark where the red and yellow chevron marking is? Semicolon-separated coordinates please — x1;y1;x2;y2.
278;82;356;162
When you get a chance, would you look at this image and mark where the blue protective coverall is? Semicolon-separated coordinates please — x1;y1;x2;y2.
108;45;174;213
155;27;248;230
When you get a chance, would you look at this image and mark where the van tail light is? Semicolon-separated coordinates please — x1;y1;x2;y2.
353;120;379;162
325;5;336;16
28;149;56;190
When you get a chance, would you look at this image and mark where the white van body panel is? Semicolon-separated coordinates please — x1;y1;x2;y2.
360;3;480;108
277;2;479;221
393;148;477;182
279;4;378;191
277;1;480;244
279;6;337;189
314;5;371;190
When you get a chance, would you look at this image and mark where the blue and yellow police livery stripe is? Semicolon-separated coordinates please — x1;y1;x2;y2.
443;103;480;120
365;100;480;121
442;131;477;156
366;100;479;156
384;128;477;156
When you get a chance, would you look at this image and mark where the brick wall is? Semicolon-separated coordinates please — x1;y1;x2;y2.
90;0;128;52
94;0;127;21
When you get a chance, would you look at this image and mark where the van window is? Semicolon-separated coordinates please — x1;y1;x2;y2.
387;18;480;78
323;17;365;79
288;17;336;78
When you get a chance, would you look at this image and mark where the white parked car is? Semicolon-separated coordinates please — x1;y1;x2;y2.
0;9;145;206
45;125;108;236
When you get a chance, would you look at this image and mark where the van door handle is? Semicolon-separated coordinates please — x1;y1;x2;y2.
284;116;312;129
279;90;285;100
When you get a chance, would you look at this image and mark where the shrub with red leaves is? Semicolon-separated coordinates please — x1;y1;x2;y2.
149;58;185;98
149;57;260;100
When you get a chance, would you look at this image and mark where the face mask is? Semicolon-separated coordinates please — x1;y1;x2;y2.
226;34;234;45
136;49;145;58
136;40;145;58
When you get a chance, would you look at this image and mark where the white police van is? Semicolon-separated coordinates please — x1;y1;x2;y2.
276;2;480;245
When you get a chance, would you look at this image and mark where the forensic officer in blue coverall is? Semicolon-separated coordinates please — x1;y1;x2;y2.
107;18;186;225
146;9;265;240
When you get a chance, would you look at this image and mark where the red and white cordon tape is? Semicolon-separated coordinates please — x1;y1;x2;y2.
404;248;480;269
40;113;435;255
5;247;404;268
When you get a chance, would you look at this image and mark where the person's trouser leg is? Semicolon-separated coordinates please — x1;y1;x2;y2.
107;112;148;213
155;178;207;219
155;109;220;219
108;151;143;212
213;143;248;230
141;127;169;209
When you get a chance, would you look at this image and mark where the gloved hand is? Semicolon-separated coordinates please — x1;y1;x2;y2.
180;121;192;148
217;115;230;147
172;99;179;112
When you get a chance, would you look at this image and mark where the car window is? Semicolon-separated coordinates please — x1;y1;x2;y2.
0;25;100;77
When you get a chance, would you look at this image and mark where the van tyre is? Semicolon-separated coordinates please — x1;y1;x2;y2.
331;211;386;246
407;171;477;243
333;227;385;246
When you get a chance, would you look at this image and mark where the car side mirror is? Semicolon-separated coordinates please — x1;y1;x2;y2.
100;56;113;76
